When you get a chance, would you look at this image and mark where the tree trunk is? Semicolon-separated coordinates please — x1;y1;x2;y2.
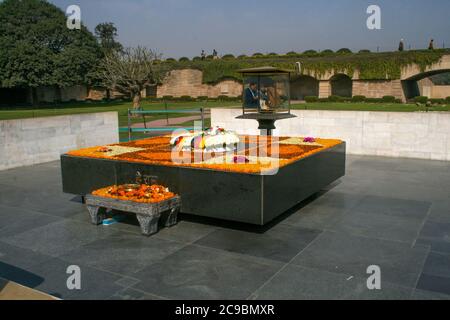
133;92;141;110
55;86;62;103
31;87;38;106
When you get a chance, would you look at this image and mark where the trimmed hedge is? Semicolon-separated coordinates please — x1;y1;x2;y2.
178;95;195;101
352;95;366;102
328;95;347;102
414;96;428;104
179;57;190;62
429;98;446;104
381;95;396;102
217;95;241;101
304;96;319;102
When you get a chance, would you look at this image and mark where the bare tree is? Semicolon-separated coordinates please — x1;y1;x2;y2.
100;46;164;109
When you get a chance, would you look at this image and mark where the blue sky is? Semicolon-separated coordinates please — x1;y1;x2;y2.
50;0;450;58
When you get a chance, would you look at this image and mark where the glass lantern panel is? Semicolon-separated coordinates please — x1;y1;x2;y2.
242;73;290;114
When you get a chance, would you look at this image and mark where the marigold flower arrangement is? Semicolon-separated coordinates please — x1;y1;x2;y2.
67;135;343;174
92;184;175;203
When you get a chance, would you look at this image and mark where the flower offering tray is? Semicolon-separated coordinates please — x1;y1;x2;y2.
85;194;181;236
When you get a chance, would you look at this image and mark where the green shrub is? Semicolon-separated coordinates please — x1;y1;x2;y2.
381;95;396;103
429;98;445;104
286;51;298;56
267;52;278;56
328;95;342;102
252;52;264;57
144;97;161;102
337;48;352;54
352;95;366;102
162;95;174;101
217;95;240;101
192;56;202;61
165;58;176;62
318;98;329;102
196;96;209;101
366;98;383;103
358;49;371;54
414;96;428;104
222;54;235;59
303;50;317;55
304;96;319;102
446;96;450;103
179;57;190;62
321;49;334;54
237;54;247;59
178;95;194;101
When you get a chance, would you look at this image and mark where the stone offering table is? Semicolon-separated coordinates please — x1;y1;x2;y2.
85;194;181;236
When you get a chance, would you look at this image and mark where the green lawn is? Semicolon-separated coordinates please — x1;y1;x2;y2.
0;100;239;127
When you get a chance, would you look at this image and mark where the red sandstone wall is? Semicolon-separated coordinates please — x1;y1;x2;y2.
352;80;404;100
157;69;242;98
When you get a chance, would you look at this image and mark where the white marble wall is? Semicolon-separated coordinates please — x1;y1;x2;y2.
0;112;119;170
212;108;450;161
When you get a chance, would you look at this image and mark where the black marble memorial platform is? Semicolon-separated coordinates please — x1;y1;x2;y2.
61;142;346;225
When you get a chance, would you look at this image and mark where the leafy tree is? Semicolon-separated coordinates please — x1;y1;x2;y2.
222;54;235;59
100;47;164;109
0;0;101;104
337;48;353;54
94;22;123;54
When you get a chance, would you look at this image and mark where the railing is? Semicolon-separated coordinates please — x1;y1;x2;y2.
120;107;206;141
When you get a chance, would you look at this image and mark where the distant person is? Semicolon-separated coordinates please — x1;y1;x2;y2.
428;39;434;50
398;39;404;52
244;82;259;109
212;49;218;60
201;50;206;60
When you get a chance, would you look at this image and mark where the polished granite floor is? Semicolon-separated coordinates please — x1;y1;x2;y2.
0;155;449;300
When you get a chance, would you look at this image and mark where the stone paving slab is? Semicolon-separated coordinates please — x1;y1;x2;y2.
0;155;449;299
